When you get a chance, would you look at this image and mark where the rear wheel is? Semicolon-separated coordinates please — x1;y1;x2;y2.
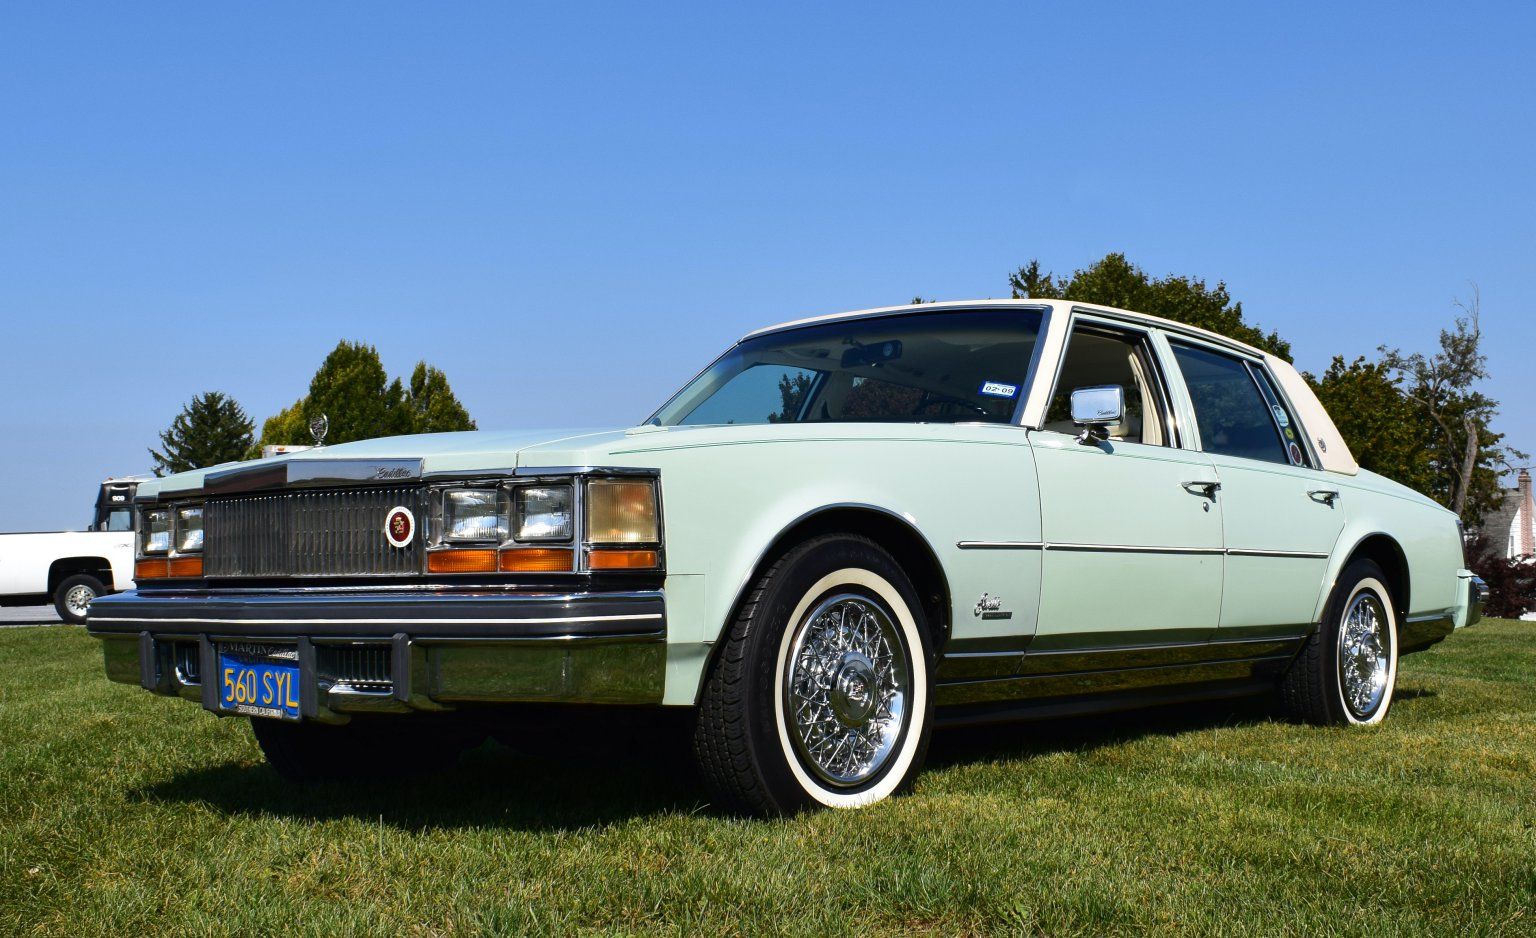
53;573;105;625
251;715;482;783
1280;559;1399;726
693;534;934;815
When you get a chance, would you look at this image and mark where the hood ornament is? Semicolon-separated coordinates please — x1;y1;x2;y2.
309;413;329;447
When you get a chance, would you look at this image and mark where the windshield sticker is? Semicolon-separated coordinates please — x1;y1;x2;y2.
1287;442;1304;466
980;381;1019;399
1272;404;1290;428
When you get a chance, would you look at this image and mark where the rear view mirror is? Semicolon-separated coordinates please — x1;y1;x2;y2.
840;340;903;369
1070;385;1124;445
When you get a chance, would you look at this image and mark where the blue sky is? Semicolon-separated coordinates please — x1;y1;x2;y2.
2;2;1532;531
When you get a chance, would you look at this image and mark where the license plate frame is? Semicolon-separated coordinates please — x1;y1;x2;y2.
217;643;303;721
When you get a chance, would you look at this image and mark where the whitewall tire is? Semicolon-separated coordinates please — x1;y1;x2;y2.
1280;559;1400;727
693;535;935;815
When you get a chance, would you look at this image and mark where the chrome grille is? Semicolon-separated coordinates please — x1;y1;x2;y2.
317;644;393;690
204;486;425;577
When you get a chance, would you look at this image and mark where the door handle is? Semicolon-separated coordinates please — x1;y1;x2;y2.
1308;489;1340;506
1182;480;1221;498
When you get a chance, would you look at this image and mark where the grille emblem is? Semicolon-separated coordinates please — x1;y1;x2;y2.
384;506;415;548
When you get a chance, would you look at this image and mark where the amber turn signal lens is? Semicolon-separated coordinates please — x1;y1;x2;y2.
135;559;170;579
427;549;498;573
587;548;659;570
167;557;204;578
498;548;574;572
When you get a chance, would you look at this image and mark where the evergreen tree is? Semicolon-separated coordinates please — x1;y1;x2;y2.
149;392;255;476
403;363;476;434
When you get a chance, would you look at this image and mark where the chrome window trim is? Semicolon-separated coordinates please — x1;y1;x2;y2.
1241;359;1312;469
1249;358;1326;471
1027;310;1182;446
1160;333;1326;471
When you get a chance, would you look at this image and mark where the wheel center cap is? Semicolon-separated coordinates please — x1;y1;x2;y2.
829;652;878;726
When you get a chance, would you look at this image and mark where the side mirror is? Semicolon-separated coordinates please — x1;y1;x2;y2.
1070;385;1124;446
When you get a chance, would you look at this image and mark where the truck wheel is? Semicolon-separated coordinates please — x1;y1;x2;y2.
693;534;934;816
1280;558;1399;726
251;715;481;783
53;573;105;625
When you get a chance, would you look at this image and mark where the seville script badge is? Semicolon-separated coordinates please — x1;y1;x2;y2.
384;506;415;549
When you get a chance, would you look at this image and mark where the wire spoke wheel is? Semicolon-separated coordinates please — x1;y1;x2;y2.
1337;591;1391;719
783;592;911;787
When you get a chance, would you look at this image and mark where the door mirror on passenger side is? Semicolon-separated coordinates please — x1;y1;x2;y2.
1070;385;1124;446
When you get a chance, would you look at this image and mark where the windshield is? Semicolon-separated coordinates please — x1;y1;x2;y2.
650;309;1043;427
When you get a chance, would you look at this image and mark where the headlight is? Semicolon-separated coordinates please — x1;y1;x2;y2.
586;479;659;544
141;508;171;555
175;505;203;553
443;489;505;542
514;485;572;541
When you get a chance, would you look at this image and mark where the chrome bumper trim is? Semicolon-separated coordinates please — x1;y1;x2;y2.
91;587;667;716
1469;575;1488;626
87;589;662;639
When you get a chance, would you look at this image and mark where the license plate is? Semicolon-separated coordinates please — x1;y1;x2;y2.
217;646;302;720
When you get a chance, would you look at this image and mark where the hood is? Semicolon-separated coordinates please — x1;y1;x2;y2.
136;421;1005;500
139;427;626;499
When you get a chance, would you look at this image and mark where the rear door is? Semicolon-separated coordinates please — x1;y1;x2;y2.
1166;341;1346;639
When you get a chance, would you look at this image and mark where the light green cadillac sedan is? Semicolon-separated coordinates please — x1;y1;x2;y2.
89;300;1485;815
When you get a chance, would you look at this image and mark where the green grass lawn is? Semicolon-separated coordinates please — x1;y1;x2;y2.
2;622;1533;936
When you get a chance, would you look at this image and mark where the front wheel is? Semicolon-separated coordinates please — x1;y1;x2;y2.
1280;559;1399;726
693;534;934;815
53;573;105;625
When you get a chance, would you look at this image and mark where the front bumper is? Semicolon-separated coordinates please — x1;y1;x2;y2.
87;588;665;722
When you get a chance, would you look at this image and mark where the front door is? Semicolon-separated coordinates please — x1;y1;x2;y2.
1031;321;1224;651
1167;341;1347;639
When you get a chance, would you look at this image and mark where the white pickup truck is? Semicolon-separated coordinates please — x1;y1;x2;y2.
0;476;149;623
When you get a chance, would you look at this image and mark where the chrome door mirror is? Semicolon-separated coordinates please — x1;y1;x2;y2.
1070;385;1124;445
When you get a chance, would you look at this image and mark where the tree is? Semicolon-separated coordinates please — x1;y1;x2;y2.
768;372;813;423
254;341;476;451
1009;253;1291;359
1378;289;1524;524
403;363;476;434
303;340;409;446
249;399;309;458
1307;356;1437;496
149;392;255;476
